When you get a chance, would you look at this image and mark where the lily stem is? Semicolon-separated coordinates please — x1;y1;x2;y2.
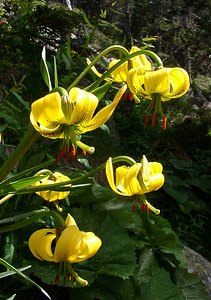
67;45;130;91
0;125;39;182
0;209;65;233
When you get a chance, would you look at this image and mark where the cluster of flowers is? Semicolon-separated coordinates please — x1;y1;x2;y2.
28;45;190;284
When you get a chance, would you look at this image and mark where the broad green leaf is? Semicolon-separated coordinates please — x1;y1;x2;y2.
135;249;184;300
175;268;209;300
71;275;134;300
24;208;136;288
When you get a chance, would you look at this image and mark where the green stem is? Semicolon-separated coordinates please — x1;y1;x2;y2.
86;49;163;91
67;263;88;286
0;125;39;182
67;45;129;92
0;156;136;195
0;209;65;233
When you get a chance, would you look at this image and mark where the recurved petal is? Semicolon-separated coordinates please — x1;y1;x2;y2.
77;84;127;134
108;59;128;82
144;68;170;96
106;157;126;196
54;226;83;263
30;92;67;129
124;163;143;195
167;67;190;99
86;58;113;81
75;231;102;263
28;229;56;261
68;88;99;125
65;214;77;227
130;46;152;70
127;68;150;98
147;173;165;192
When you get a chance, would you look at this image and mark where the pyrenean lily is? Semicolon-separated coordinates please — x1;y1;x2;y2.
88;46;152;83
106;155;164;214
30;85;127;154
29;214;102;285
127;67;190;128
34;171;71;202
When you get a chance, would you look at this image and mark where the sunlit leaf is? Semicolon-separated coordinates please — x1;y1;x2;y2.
0;258;51;300
40;46;52;91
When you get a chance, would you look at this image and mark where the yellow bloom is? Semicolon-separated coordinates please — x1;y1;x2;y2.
127;67;189;101
28;214;102;264
34;171;71;202
127;67;190;128
30;85;127;154
87;46;152;83
106;155;164;196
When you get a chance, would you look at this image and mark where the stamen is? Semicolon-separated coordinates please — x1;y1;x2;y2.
82;149;86;157
162;115;167;129
71;144;77;159
144;114;149;126
151;113;156;127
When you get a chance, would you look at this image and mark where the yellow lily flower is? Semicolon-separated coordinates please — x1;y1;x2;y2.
34;171;71;202
127;67;190;127
127;67;189;101
106;155;164;196
87;46;152;83
106;155;164;214
28;214;102;264
30;85;127;154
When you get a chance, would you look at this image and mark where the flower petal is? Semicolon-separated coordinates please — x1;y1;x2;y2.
123;164;143;195
34;172;71;202
144;68;170;96
54;226;101;263
28;229;56;261
68;88;99;125
130;46;152;70
167;67;190;99
108;59;128;82
77;84;127;133
30;92;66;138
106;157;126;196
54;226;83;262
127;68;150;98
76;231;102;262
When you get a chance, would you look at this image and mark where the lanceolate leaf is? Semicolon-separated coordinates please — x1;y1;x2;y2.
0;259;51;300
40;47;52;91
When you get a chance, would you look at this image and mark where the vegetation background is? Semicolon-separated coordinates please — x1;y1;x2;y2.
0;0;211;299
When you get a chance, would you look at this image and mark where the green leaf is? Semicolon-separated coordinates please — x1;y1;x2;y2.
0;258;51;300
0;265;31;279
40;46;52;91
12;92;30;111
135;249;184;300
71;275;134;300
0;174;49;195
53;56;58;88
175;268;209;300
6;294;16;300
25;209;136;288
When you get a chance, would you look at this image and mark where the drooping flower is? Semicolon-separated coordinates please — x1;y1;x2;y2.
34;171;71;202
127;66;190;128
30;85;127;154
88;46;152;83
29;213;102;265
106;155;164;214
